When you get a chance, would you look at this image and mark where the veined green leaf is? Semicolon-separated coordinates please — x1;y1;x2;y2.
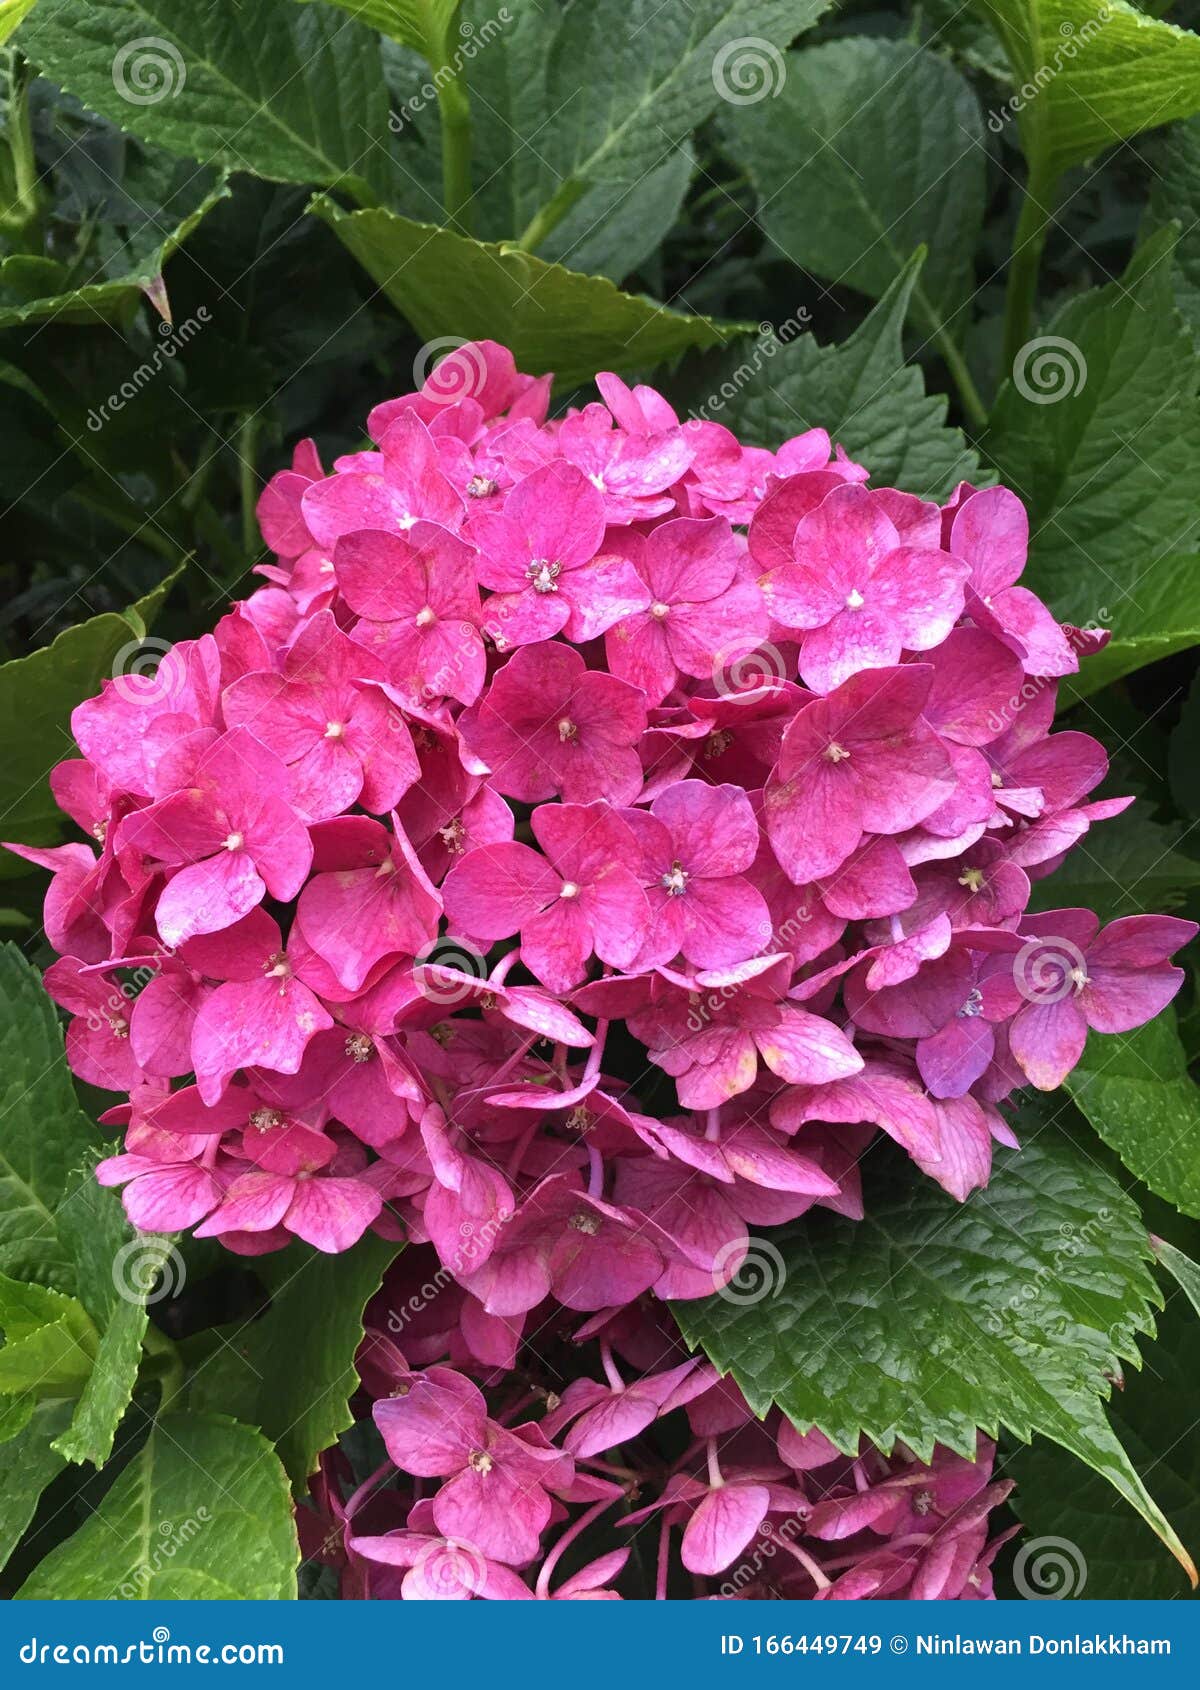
712;251;981;499
15;1414;299;1599
1067;1013;1200;1221
986;229;1200;658
20;0;390;206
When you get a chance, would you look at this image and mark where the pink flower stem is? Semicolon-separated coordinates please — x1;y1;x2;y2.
600;1342;624;1392
535;1498;616;1598
763;1525;832;1590
489;947;521;986
656;1518;672;1599
342;1459;395;1521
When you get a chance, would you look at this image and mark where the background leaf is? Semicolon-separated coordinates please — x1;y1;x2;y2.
313;199;753;384
0;947;97;1287
986;229;1200;674
722;38;986;330
189;1238;398;1491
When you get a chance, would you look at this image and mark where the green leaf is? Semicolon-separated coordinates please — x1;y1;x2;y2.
722;38;986;330
19;0;390;206
986;229;1200;649
0;947;97;1288
976;0;1200;180
1027;807;1200;919
1007;1292;1200;1597
675;1134;1195;1581
0;0;38;46
0;1400;73;1574
0;571;179;868
312;198;752;386
714;251;981;499
0;175;230;330
189;1239;397;1490
0;1272;96;1398
15;1413;299;1599
518;0;833;249
1059;555;1200;702
1154;1238;1200;1319
52;1162;178;1467
1067;1013;1200;1221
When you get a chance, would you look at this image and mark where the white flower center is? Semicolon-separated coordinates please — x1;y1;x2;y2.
224;832;244;851
324;720;345;740
560;881;580;900
415;605;436;628
845;588;865;610
650;601;670;620
823;742;851;764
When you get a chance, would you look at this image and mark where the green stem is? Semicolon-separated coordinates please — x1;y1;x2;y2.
516;177;586;254
931;320;988;432
236;413;262;562
6;52;43;247
142;1323;184;1412
431;29;473;235
1003;160;1058;376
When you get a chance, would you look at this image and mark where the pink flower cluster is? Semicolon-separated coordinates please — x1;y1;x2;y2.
11;341;1192;1599
304;1252;1014;1599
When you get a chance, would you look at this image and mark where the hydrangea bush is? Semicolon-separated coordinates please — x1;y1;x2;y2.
9;342;1193;1600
